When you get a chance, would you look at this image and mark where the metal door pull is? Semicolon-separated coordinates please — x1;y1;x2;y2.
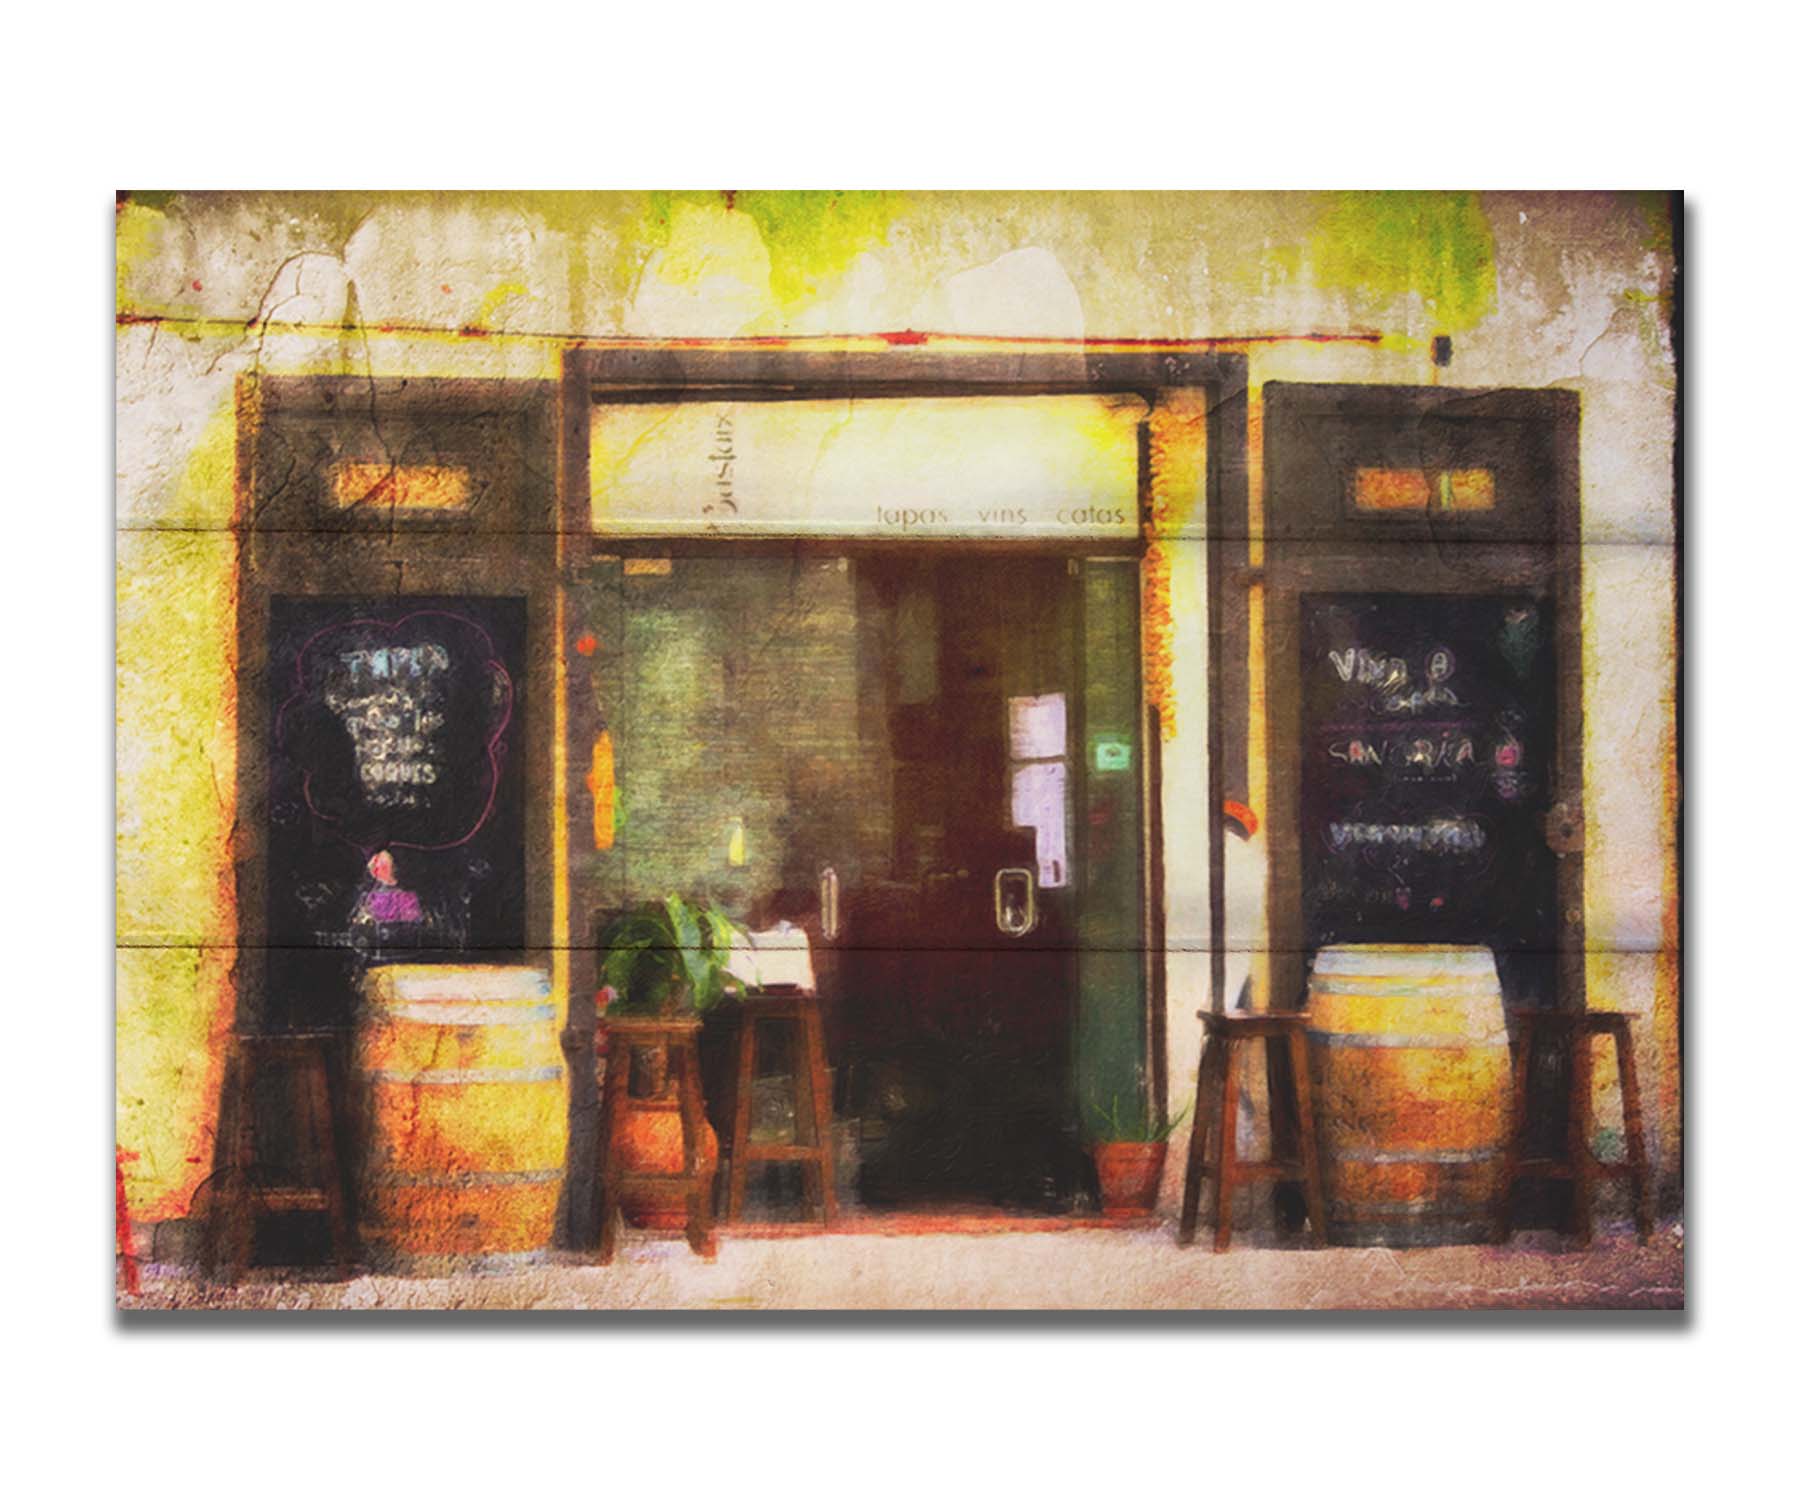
994;867;1037;937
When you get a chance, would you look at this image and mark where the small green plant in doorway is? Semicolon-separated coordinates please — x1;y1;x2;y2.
1092;1094;1191;1144
1089;1094;1191;1218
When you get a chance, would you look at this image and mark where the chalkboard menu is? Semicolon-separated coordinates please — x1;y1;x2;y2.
265;596;526;1028
1300;594;1557;960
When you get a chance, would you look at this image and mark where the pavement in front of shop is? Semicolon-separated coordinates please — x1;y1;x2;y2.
119;1220;1683;1314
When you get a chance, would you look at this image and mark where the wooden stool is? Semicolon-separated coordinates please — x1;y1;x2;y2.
1178;1011;1329;1251
596;1016;716;1262
1496;1010;1654;1245
724;990;836;1226
203;1032;353;1283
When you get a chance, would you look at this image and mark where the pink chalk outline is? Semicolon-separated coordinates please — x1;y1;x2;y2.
274;608;515;854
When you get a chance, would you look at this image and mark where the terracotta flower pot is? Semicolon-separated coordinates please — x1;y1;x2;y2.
1092;1140;1169;1218
612;1045;718;1229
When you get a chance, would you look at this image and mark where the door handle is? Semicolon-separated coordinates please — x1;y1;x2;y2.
820;864;841;941
994;867;1037;937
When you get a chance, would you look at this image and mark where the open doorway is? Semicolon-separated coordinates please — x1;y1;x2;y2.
572;547;1149;1215
841;553;1082;1209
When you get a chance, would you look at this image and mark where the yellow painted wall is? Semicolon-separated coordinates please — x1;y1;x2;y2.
115;191;1679;1226
115;526;237;1222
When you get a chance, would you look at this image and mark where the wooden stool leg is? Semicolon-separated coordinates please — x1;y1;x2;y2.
1567;1026;1595;1247
1613;1024;1655;1244
1213;1039;1240;1252
1494;1017;1534;1244
727;1012;758;1222
595;1041;632;1265
1284;1028;1329;1247
803;1007;837;1225
203;1049;243;1282
789;1013;820;1220
303;1044;354;1275
1178;1036;1221;1246
198;1051;228;1279
222;1046;259;1283
290;1052;319;1257
673;1038;717;1260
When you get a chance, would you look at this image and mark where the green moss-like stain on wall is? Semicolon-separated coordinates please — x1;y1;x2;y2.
115;198;170;310
641;191;904;305
1624;192;1679;371
1297;191;1497;333
1629;190;1676;258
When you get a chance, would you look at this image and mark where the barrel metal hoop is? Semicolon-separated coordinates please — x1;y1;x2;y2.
362;1168;565;1188
387;970;553;1002
362;1066;566;1085
1306;1031;1506;1049
360;1247;553;1277
1327;1200;1497;1220
1308;976;1496;995
384;1003;558;1026
1331;1147;1501;1165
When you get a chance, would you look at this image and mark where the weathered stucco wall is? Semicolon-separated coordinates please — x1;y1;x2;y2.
115;190;1678;1227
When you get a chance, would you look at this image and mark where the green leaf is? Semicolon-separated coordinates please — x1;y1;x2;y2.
599;939;651;997
697;906;741;1009
664;893;704;999
700;905;738;953
595;896;747;1013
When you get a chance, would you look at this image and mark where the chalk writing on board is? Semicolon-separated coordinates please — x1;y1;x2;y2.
1326;819;1488;853
275;609;513;851
1301;594;1556;948
1326;643;1463;714
323;642;452;808
1327;733;1479;774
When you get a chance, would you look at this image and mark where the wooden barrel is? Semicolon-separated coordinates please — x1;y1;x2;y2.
355;965;565;1268
1305;945;1509;1246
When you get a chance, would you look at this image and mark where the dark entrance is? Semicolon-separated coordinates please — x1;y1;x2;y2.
571;547;1141;1214
841;555;1083;1210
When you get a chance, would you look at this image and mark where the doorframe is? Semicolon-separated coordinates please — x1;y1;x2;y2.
231;375;560;1031
1259;382;1584;1016
560;346;1252;1135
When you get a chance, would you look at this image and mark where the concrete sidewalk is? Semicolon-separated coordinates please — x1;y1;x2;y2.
120;1221;1684;1313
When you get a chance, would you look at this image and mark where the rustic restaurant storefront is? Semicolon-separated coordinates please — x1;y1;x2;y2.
230;351;1228;1251
113;192;1681;1290
216;347;1614;1258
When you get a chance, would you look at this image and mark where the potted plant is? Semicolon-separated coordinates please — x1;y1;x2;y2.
596;894;743;1228
1089;1095;1190;1219
599;893;742;1018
